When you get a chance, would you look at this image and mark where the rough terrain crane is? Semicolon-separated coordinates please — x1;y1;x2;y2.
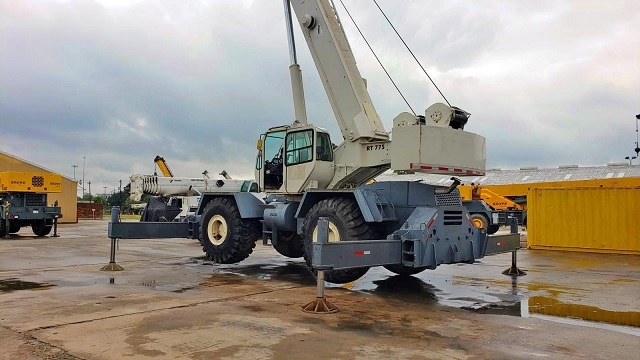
130;157;258;221
459;184;527;231
109;0;519;283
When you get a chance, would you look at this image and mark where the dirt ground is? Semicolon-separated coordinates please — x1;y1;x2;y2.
0;220;638;359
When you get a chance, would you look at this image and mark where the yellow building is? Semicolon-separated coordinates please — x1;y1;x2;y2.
0;150;77;223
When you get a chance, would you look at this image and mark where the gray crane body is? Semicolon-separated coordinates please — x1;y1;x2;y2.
108;0;519;283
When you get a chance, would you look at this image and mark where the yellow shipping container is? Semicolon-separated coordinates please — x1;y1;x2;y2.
527;187;640;255
0;171;62;193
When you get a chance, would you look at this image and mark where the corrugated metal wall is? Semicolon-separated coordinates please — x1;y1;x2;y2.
0;152;77;223
528;187;640;255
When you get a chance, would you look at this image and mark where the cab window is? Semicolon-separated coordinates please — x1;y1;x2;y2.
285;130;313;166
316;132;333;162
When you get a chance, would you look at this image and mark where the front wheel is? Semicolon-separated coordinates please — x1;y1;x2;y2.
302;197;378;284
199;197;259;264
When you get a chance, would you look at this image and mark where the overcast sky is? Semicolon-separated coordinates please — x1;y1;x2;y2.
1;0;638;195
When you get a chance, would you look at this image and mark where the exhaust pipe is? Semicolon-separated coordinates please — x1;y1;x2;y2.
435;177;461;194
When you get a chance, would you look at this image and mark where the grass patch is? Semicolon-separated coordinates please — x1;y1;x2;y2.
103;214;141;220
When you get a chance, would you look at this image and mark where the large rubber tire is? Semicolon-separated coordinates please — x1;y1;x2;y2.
199;197;259;264
384;264;428;276
302;197;378;284
272;231;304;258
0;221;6;238
32;222;52;237
487;225;500;235
9;222;21;234
470;213;489;231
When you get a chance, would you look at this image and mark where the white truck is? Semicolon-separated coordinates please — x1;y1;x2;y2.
109;0;519;283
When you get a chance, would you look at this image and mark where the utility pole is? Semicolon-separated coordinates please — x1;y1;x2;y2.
71;165;77;179
119;180;123;207
88;181;92;202
82;156;86;199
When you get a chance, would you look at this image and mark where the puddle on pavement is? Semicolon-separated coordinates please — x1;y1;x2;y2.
0;277;129;293
349;275;439;303
0;278;55;293
54;277;128;287
466;296;640;332
349;267;508;307
525;296;640;328
211;262;316;286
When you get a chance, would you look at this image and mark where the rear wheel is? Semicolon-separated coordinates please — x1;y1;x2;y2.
9;222;21;234
199;197;259;264
32;221;52;237
302;197;378;284
470;213;489;231
272;231;304;258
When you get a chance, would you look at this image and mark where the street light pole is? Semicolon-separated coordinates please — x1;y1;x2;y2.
635;114;640;156
625;156;637;165
71;165;78;180
82;156;86;199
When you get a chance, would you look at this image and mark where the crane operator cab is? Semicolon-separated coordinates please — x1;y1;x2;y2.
255;123;334;194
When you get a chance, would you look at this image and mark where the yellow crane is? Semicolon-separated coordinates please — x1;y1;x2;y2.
153;156;174;177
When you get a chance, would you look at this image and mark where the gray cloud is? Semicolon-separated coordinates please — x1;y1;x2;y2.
1;0;638;195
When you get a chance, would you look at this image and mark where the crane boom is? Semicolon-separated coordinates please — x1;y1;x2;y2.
290;0;388;142
154;156;174;177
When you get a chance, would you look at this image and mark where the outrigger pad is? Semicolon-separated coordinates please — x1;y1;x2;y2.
502;266;526;276
100;263;124;271
302;297;339;314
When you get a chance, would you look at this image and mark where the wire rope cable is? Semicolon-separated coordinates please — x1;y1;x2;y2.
373;0;451;107
337;0;416;116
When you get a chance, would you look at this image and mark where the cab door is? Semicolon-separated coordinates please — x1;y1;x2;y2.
256;130;286;192
284;127;334;193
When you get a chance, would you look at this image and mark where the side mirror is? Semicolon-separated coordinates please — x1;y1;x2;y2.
256;139;263;150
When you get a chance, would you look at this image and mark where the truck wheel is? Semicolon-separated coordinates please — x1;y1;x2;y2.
32;222;52;237
487;225;500;235
302;197;377;284
469;213;489;230
199;197;259;264
384;264;427;276
272;231;304;258
9;223;21;234
0;221;6;238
